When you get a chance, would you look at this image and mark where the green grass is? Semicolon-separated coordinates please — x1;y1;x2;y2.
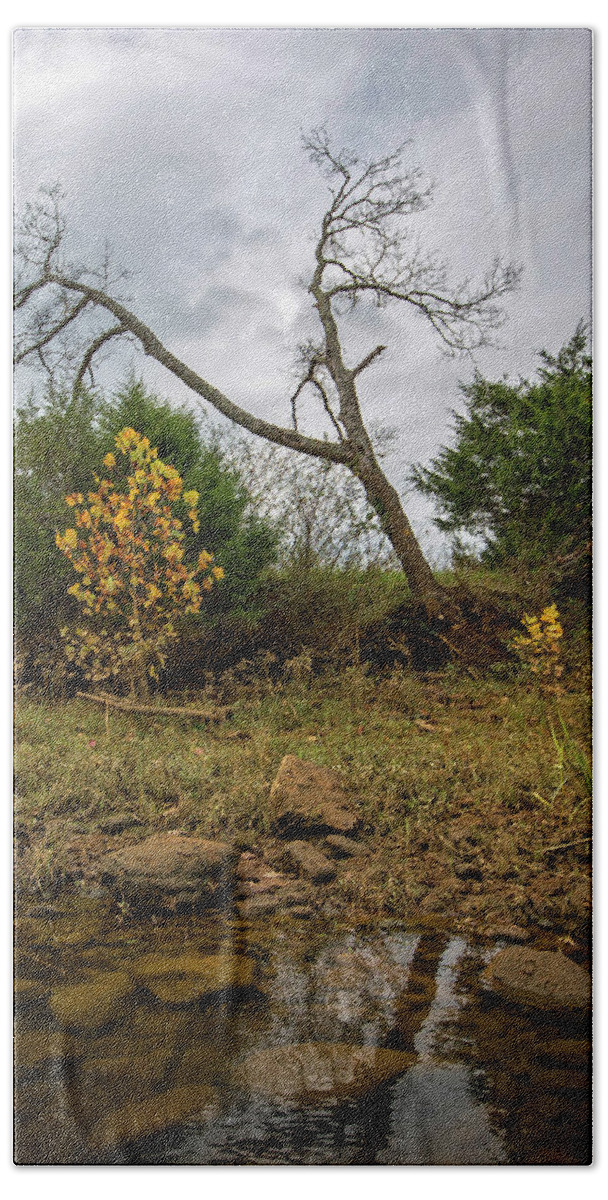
14;658;591;909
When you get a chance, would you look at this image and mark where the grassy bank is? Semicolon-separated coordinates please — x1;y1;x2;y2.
14;656;591;944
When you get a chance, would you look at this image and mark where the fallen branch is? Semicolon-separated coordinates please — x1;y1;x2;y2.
539;836;592;855
76;691;232;721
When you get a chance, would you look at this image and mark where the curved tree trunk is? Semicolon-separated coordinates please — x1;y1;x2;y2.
311;281;451;621
357;463;447;620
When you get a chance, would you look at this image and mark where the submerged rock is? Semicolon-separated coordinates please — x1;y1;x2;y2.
172;1042;229;1088
282;840;337;883
270;756;360;838
232;1042;415;1105
482;947;591;1011
75;1049;173;1128
15;1028;86;1069
128;952;255;1005
50;971;135;1030
285;904;315;919
88;1083;218;1150
80;1008;188;1064
99;834;237;912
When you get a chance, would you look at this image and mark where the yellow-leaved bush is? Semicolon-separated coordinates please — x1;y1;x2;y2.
510;603;564;693
55;427;224;697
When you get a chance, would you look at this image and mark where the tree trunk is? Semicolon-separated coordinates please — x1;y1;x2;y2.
357;462;455;621
130;593;151;700
312;283;451;622
133;656;151;702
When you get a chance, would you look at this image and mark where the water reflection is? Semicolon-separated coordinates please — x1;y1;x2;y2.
14;900;590;1165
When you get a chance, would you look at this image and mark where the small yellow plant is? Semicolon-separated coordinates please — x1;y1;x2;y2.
510;603;564;693
56;428;224;699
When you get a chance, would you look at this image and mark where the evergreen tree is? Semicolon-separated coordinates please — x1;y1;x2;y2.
411;324;591;567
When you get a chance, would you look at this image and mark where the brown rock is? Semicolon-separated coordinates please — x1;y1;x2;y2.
484;924;530;943
15;1028;87;1069
482;947;591;1011
568;875;592;913
236;851;261;879
324;834;360;858
233;1042;415;1105
75;1049;172;1125
83;1009;187;1063
237;895;282;919
270;755;359;837
50;972;135;1030
99;833;237;911
237;870;288;897
282;882;315;906
88;1084;217;1150
172;1042;229;1088
129;952;255;1005
419;884;456;913
282;840;337;883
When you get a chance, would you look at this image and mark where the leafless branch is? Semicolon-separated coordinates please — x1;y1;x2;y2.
14;294;90;364
304;132;521;353
72;324;127;399
310;377;344;441
353;344;387;376
289;339;344;438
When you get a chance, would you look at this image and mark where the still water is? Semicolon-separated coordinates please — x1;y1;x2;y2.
14;898;591;1165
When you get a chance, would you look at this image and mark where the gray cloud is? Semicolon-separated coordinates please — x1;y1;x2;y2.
13;27;592;560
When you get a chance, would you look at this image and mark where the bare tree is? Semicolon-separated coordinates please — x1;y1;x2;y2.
14;132;520;621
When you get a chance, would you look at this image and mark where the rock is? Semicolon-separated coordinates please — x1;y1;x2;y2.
15;1028;86;1069
269;755;360;837
237;895;282;919
538;1037;591;1067
482;947;591;1011
568;876;592;913
282;840;337;883
171;1043;229;1088
453;860;484;882
281;882;314;905
237;870;289;897
99;833;237;911
236;851;261;879
81;1009;188;1064
129;952;255;1004
484;924;530;943
14;978;47;999
324;834;360;858
419;884;456;913
99;814;144;835
237;880;314;919
232;1042;415;1105
88;1084;218;1150
75;1049;172;1126
50;971;135;1030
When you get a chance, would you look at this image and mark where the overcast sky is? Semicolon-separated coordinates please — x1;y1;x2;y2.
13;27;592;561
